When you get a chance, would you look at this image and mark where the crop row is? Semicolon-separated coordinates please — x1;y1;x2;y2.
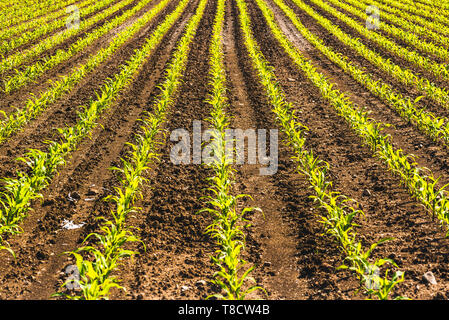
279;0;449;232
201;0;264;300
377;0;449;25
417;0;449;10
329;0;449;63
308;0;449;87
237;0;405;299
0;0;95;43
2;0;142;93
273;0;449;162
0;0;123;66
395;0;449;14
56;0;204;299
364;0;449;37
0;0;169;145
0;0;176;256
0;0;80;31
291;0;449;122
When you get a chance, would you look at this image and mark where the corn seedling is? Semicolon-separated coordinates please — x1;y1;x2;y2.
55;0;206;299
237;0;406;299
0;0;190;256
201;0;265;300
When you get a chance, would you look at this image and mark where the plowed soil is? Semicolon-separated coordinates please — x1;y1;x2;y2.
1;0;449;301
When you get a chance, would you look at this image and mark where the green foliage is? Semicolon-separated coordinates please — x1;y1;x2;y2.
0;0;81;33
0;0;188;258
271;0;449;234
238;0;407;299
0;0;116;61
0;0;170;145
54;0;205;299
201;0;265;300
290;0;449;110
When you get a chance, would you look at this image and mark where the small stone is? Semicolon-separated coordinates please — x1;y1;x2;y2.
287;77;295;82
181;285;191;292
263;261;272;268
196;280;207;286
423;271;437;285
362;189;371;197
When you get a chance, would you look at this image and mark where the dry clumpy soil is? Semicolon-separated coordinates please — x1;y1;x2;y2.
0;0;448;300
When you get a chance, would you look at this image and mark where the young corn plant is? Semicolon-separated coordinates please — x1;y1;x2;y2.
0;0;169;145
55;0;208;299
259;0;449;233
0;0;191;257
201;0;264;300
238;0;406;299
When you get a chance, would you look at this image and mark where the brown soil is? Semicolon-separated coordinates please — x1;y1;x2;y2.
300;0;449;92
0;0;160;113
0;0;199;299
1;0;125;59
1;0;449;301
249;0;449;299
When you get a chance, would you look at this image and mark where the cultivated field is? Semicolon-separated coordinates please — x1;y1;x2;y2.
1;0;449;300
